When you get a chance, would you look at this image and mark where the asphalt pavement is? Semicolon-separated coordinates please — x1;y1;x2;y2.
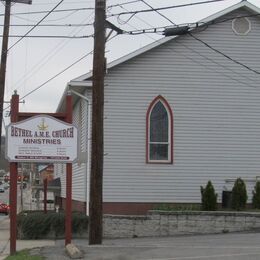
36;231;260;260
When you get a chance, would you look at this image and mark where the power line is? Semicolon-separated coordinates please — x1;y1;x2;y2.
1;34;93;38
179;40;260;89
108;0;229;17
115;1;260;89
12;9;79;23
4;34;118;111
0;23;93;27
8;0;65;51
140;0;176;25
108;0;142;9
189;33;260;75
0;7;95;17
114;4;260;78
7;12;95;96
19;51;92;101
118;12;260;35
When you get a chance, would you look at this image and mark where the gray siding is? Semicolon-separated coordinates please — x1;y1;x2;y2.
71;99;87;202
103;9;260;203
54;97;89;202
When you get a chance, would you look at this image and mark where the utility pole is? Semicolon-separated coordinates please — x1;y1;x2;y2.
0;0;32;151
89;0;106;245
0;0;11;148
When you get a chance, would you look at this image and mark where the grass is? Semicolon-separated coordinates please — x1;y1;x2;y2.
4;249;44;260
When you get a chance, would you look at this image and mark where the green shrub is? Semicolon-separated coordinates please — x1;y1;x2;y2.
231;178;248;210
252;181;260;209
17;211;88;239
200;181;218;211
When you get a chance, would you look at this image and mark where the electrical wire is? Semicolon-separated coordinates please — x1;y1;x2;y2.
12;9;79;23
179;40;260;88
110;1;260;89
3;51;94;113
112;3;260;78
108;0;229;18
4;34;118;111
20;51;93;101
0;7;95;17
140;0;176;25
189;33;260;75
2;34;93;38
8;0;65;51
0;23;93;27
7;13;260;32
112;3;159;33
108;0;142;9
8;12;95;96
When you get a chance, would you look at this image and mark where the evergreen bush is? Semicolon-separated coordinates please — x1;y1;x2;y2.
200;181;218;211
231;178;248;210
252;181;260;209
17;211;88;239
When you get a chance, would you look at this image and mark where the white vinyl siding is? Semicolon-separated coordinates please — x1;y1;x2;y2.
102;8;260;203
54;96;89;202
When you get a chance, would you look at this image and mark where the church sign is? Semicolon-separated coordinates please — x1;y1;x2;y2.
6;115;78;162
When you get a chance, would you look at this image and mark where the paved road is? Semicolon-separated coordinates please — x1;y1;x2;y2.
39;232;260;260
0;188;9;221
0;188;9;205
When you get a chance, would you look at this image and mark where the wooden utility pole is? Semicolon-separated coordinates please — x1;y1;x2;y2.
0;0;11;147
0;0;32;150
89;0;106;245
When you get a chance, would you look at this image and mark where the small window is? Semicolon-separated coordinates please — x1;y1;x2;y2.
232;17;251;35
146;96;173;163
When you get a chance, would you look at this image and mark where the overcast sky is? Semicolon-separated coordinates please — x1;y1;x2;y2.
1;0;260;132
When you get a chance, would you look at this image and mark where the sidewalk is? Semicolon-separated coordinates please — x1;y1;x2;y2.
0;217;55;260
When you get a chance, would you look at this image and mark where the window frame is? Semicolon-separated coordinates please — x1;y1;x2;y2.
146;95;173;164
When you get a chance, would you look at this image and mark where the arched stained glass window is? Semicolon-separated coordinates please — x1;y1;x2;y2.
146;96;173;163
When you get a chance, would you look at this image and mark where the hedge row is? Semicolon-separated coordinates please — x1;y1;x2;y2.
201;178;260;211
17;211;88;239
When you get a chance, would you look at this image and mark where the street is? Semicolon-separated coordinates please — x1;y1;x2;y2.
38;232;260;260
0;184;26;216
0;188;9;221
0;188;9;205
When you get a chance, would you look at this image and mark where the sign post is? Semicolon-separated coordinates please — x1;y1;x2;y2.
7;91;76;254
65;91;73;245
9;92;18;255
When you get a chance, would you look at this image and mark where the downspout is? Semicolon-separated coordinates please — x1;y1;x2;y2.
69;87;91;216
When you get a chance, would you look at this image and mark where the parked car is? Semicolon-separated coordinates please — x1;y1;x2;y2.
3;183;9;189
0;186;4;193
0;203;9;215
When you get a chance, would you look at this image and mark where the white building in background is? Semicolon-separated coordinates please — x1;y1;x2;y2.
55;1;260;215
